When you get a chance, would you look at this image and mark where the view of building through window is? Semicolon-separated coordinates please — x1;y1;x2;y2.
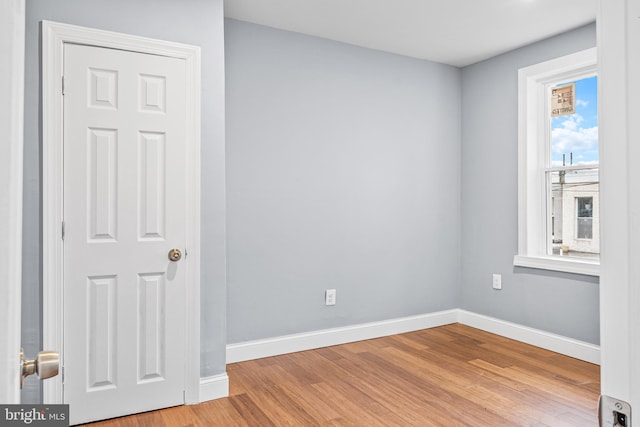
548;75;599;259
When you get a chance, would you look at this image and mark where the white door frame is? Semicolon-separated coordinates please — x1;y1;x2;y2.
0;0;25;404
42;21;202;405
598;0;640;412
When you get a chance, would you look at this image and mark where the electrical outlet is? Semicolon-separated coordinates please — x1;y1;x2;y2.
492;274;502;290
325;289;336;305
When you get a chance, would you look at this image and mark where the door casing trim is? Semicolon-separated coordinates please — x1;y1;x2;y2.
42;20;202;405
0;0;25;404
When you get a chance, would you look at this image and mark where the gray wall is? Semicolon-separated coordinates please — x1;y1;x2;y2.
225;19;462;343
460;23;600;344
23;0;227;402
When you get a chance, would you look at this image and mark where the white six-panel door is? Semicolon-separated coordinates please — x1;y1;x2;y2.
63;43;188;424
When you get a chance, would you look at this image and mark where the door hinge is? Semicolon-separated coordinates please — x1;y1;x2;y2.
61;366;64;384
61;221;65;240
62;76;65;95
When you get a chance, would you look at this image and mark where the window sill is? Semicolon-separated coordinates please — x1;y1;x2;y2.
513;255;600;277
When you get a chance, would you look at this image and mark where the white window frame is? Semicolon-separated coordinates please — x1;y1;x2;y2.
513;47;599;276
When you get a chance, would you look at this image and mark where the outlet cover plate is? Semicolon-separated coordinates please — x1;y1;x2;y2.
493;274;502;290
325;289;336;305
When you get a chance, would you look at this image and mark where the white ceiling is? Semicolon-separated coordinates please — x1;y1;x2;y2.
224;0;596;67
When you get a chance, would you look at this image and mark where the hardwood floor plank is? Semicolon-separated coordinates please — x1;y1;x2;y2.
504;365;598;410
189;399;250;427
134;410;166;427
309;380;410;426
159;405;201;427
356;350;518;426
277;382;345;423
241;385;320;425
315;354;440;425
227;393;278;427
79;324;599;427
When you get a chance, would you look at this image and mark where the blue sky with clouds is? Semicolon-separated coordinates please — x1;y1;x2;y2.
550;75;598;166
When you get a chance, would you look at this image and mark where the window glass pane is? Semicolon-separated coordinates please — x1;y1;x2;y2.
550;75;598;167
577;218;593;239
577;197;593;218
548;169;599;259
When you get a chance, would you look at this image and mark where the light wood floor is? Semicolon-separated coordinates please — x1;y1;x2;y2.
82;324;600;426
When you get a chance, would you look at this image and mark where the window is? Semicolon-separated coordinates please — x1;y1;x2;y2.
547;74;599;260
514;48;599;276
576;197;593;239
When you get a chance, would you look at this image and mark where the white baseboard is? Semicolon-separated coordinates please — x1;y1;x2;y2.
457;310;600;365
198;373;229;403
226;309;458;363
226;309;600;366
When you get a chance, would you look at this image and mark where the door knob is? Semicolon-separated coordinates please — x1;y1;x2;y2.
20;348;59;388
168;248;182;262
